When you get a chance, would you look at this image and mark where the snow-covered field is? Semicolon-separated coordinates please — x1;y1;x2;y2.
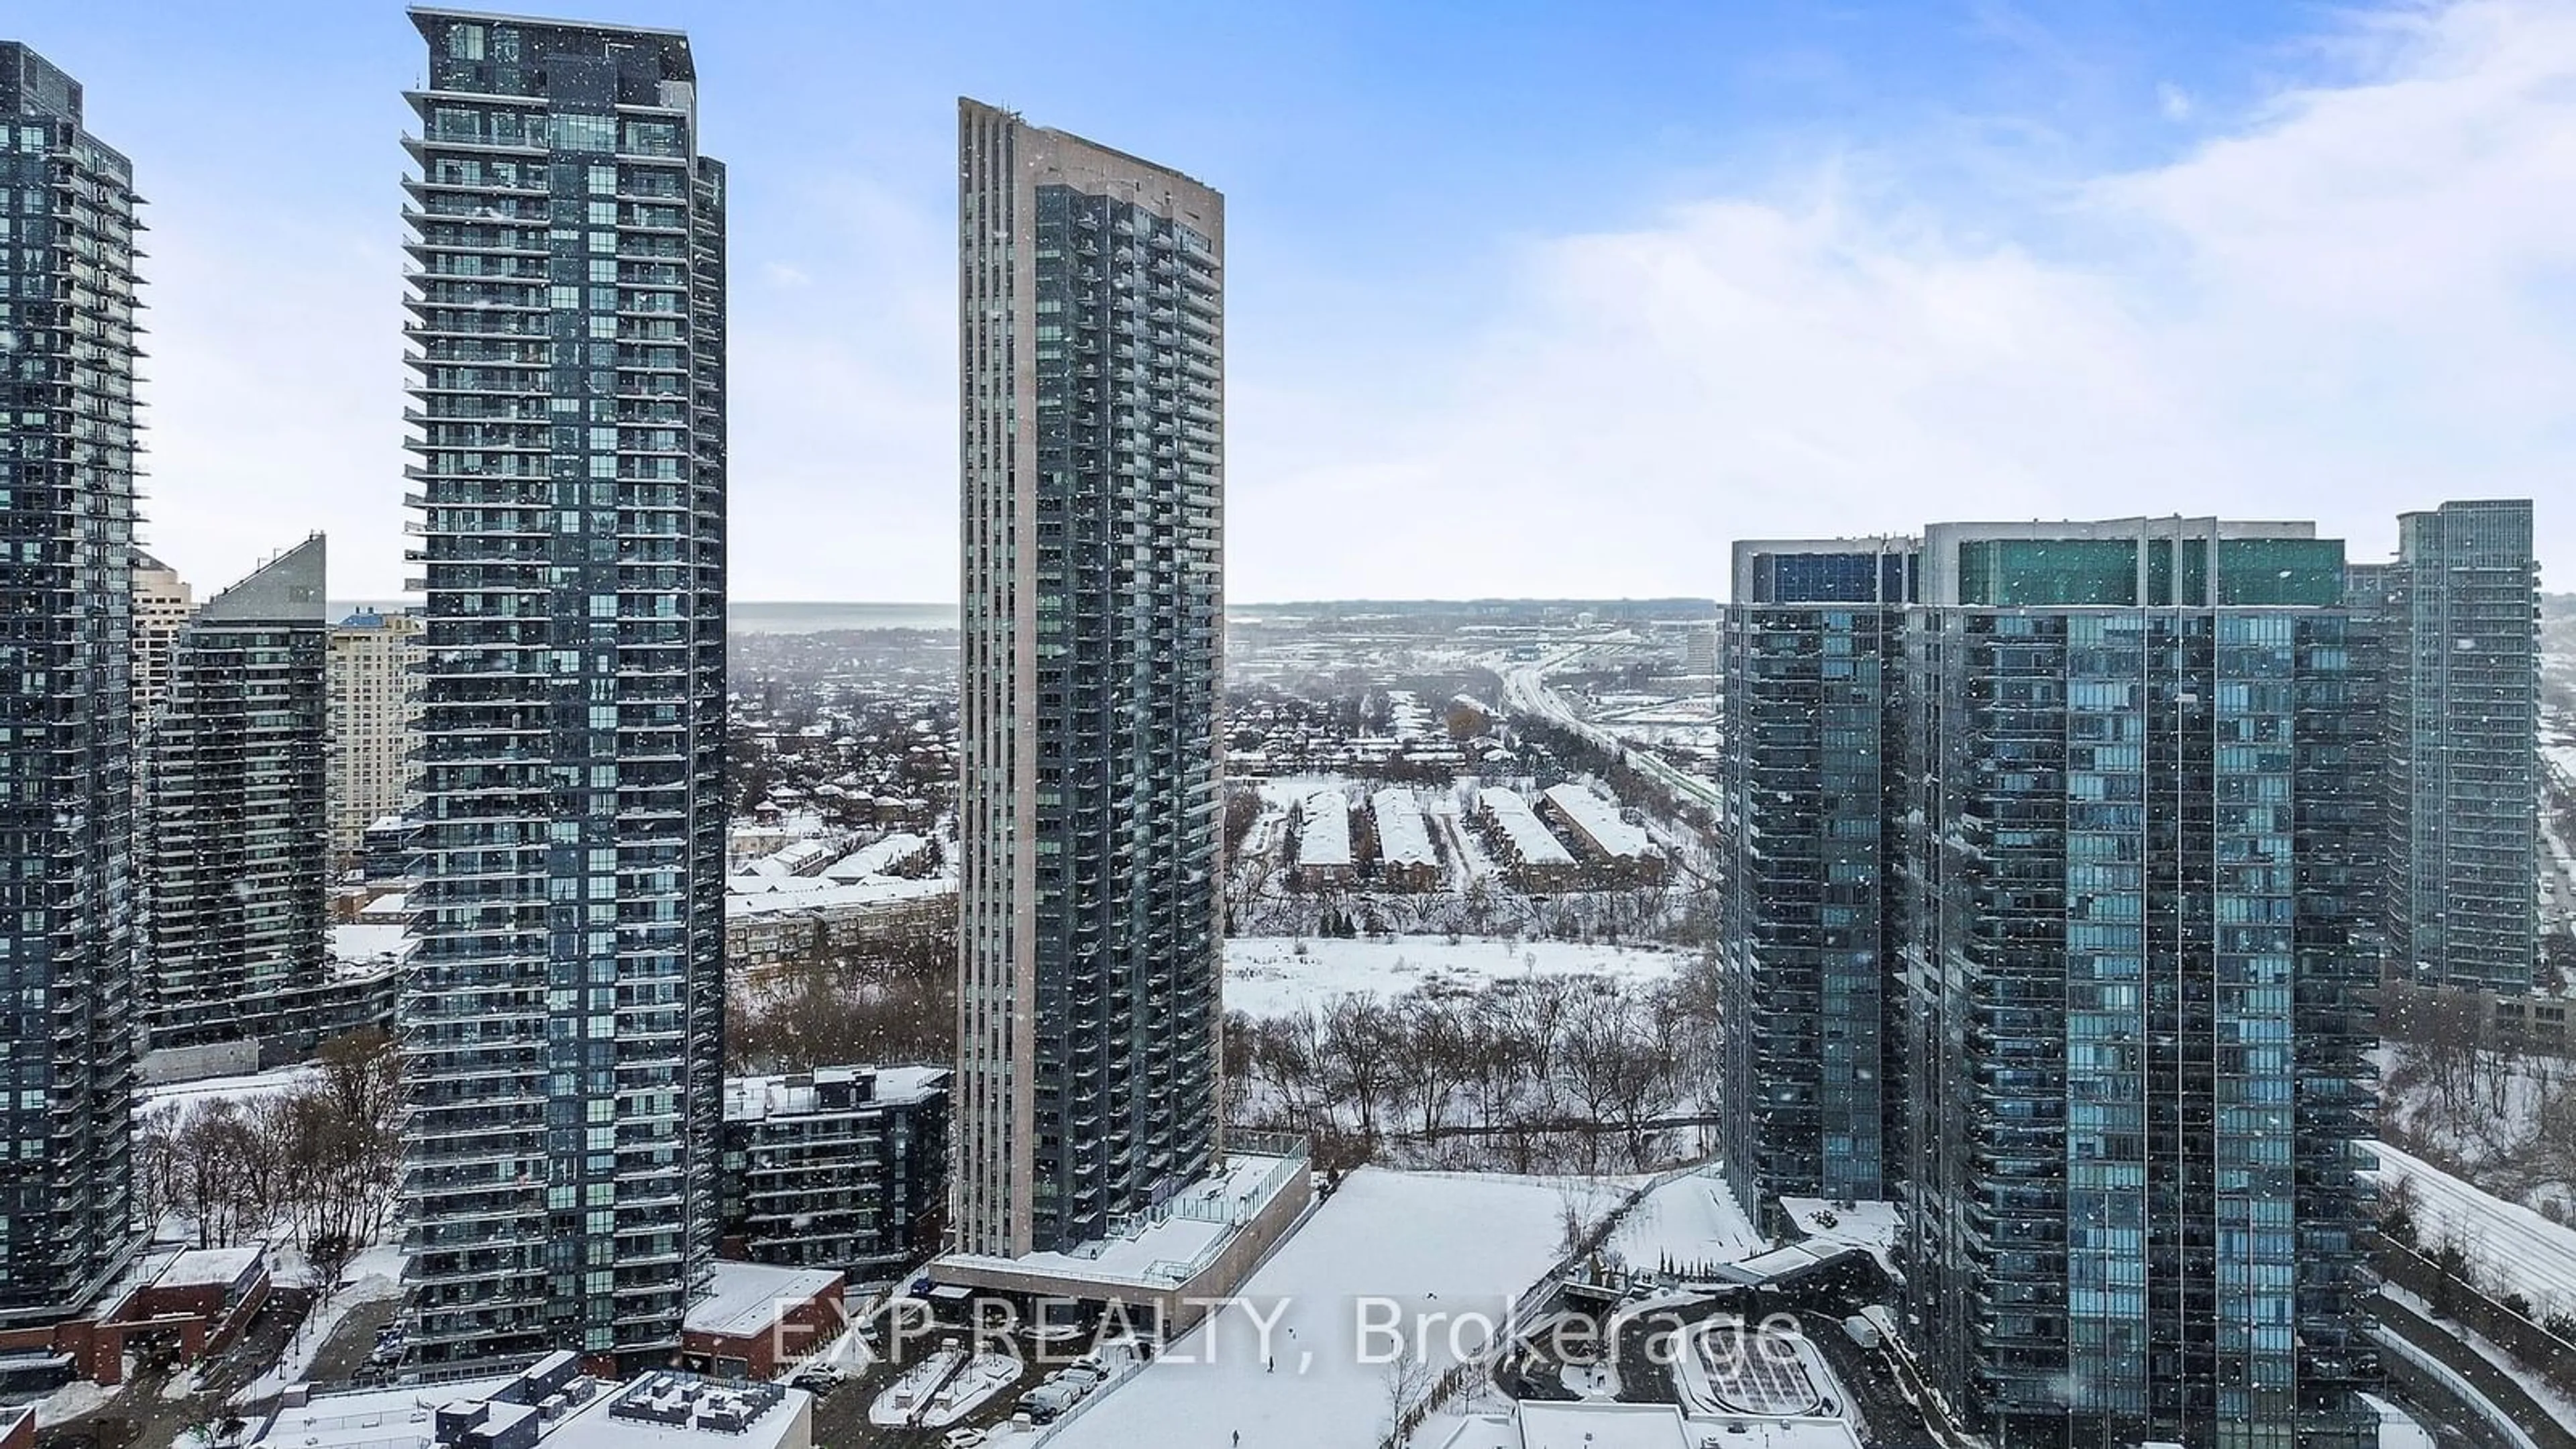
138;1064;319;1116
2372;1140;2576;1319
1046;1169;1635;1449
1607;1168;1764;1277
1224;935;1688;1020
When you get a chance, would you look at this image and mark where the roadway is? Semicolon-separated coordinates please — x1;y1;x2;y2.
1496;649;1727;821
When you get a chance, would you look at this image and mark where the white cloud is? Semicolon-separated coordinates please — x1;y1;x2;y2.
1229;0;2576;600
2157;82;2194;119
132;0;2573;606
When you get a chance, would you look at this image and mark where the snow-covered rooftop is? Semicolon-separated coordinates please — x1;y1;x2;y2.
1048;1169;1636;1449
722;1065;949;1122
941;1151;1301;1290
1541;782;1654;860
748;839;837;877
1775;1197;1900;1260
140;1064;319;1116
1480;788;1575;867
1299;790;1354;868
684;1260;842;1339
824;831;931;880
154;1243;266;1291
1517;1403;1695;1448
254;1376;518;1447
329;922;409;966
724;874;952;918
253;1372;810;1449
1371;788;1437;867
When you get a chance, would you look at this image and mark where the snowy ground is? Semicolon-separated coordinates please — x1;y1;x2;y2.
1776;1199;1900;1265
1045;1169;1635;1449
922;1352;1021;1428
869;1347;962;1426
138;1063;319;1116
231;1240;406;1405
1224;936;1687;1020
2382;1281;2576;1430
2372;1140;2576;1320
1607;1168;1765;1277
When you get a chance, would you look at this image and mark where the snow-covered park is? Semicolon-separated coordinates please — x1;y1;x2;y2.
1224;934;1688;1020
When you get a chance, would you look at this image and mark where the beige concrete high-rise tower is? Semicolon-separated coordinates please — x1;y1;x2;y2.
955;99;1224;1258
132;551;195;720
324;608;423;864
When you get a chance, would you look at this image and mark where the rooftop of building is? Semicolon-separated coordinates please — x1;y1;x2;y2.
1371;788;1437;867
1479;787;1576;867
409;6;696;76
961;95;1220;202
1299;788;1354;867
1540;782;1654;860
684;1260;843;1340
152;1243;266;1291
722;1065;949;1123
938;1150;1302;1291
1438;1402;1863;1449
253;1365;805;1449
722;873;953;917
195;534;327;627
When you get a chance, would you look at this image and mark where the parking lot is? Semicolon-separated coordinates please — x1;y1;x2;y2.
795;1328;1126;1448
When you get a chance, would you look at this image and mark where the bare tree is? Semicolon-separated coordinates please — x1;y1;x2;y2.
1322;994;1396;1138
1379;1342;1434;1446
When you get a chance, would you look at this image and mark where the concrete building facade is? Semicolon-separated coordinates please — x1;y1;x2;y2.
327;608;424;866
132;551;194;720
955;99;1225;1257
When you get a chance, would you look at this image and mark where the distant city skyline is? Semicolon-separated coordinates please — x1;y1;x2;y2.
21;0;2576;602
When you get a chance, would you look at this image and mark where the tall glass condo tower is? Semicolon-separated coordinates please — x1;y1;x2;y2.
956;100;1225;1258
0;40;144;1326
400;8;727;1367
1896;519;2375;1449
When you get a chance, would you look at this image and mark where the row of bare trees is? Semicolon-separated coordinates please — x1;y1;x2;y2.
2381;979;2576;1220
137;1029;403;1294
1231;879;1697;951
1226;961;1722;1175
728;911;955;1073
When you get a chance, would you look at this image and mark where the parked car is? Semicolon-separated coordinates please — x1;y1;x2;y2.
943;1430;988;1449
1019;1381;1079;1423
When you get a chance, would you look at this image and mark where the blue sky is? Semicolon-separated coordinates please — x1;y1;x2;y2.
23;0;2569;600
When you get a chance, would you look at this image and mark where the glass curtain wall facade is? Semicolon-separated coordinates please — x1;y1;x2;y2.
0;42;144;1324
400;9;727;1368
957;99;1224;1257
1897;519;2374;1449
2375;500;2540;991
1716;539;1915;1225
142;535;329;1057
